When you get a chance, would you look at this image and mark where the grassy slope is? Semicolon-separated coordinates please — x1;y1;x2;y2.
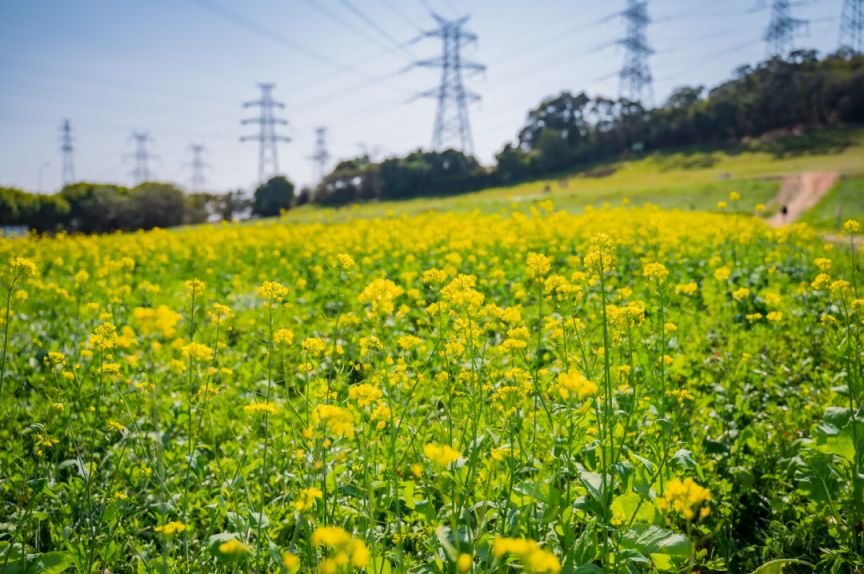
799;176;864;230
283;129;864;223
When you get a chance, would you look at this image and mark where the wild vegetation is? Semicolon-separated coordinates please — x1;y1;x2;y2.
1;201;862;573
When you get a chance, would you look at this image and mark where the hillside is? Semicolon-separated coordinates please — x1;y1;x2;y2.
283;129;864;229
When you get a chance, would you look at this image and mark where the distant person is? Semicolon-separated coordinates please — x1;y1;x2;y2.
781;205;789;221
543;183;551;194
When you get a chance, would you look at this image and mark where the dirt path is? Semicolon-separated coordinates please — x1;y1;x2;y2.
768;171;839;226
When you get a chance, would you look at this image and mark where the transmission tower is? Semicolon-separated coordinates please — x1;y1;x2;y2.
309;127;331;183
188;143;209;192
59;119;75;186
764;0;807;57
841;0;864;53
617;0;654;106
130;131;154;184
240;83;290;184
413;13;484;155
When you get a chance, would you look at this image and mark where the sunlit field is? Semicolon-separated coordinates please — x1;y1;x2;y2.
1;202;862;573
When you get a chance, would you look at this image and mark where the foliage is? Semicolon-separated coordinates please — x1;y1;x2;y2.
1;183;220;234
253;176;295;217
314;150;486;206
499;50;864;183
1;202;862;573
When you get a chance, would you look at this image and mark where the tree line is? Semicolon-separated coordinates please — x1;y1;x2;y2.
3;50;863;233
0;179;295;234
314;49;864;204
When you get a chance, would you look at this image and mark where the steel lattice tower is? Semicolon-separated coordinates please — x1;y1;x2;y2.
130;131;153;184
59;119;75;186
241;83;290;184
618;0;654;106
414;13;484;155
309;127;331;183
765;0;807;57
841;0;864;52
188;143;208;192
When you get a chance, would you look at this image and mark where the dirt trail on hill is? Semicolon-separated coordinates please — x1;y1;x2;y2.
768;172;839;226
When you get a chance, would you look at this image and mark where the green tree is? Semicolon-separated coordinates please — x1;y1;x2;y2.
253;176;295;217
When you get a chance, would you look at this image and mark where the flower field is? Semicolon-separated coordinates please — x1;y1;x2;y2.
1;202;862;573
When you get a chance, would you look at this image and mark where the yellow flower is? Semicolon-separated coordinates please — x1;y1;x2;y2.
713;266;731;282
302;337;328;356
293;487;323;511
348;383;383;407
182;342;213;362
44;351;65;365
311;526;369;570
244;401;278;415
208;303;233;320
274;328;294;346
814;258;832;272
154;521;187;536
88;323;118;351
457;553;473;572
556;370;597;401
107;420;125;432
716;201;727;209
11;257;38;278
729;191;740;201
674;282;698;296
526;252;551;279
358;278;404;315
312;404;355;438
811;273;832;290
334;253;355;270
659;477;711;520
184;278;206;297
283;552;301;572
493;536;560;574
257;280;288;302
642;262;668;281
218;538;251;556
842;219;860;234
423;443;461;467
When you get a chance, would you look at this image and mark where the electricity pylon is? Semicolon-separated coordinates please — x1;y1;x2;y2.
618;0;654;106
413;13;485;155
765;0;807;57
240;83;290;184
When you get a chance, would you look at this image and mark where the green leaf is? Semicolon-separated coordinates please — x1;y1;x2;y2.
619;524;691;557
369;557;393;574
749;559;812;574
612;492;658;524
0;550;74;574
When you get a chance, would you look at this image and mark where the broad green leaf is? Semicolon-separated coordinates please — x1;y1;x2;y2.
619;524;691;557
749;559;812;574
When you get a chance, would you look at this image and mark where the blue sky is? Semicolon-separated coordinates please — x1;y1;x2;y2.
0;0;841;193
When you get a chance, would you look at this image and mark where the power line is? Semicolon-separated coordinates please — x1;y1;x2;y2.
413;12;485;155
337;0;416;58
184;0;413;96
59;119;75;186
764;0;808;57
129;131;154;184
841;0;863;52
301;0;394;52
188;143;209;192
378;0;423;30
618;0;654;106
240;83;290;185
